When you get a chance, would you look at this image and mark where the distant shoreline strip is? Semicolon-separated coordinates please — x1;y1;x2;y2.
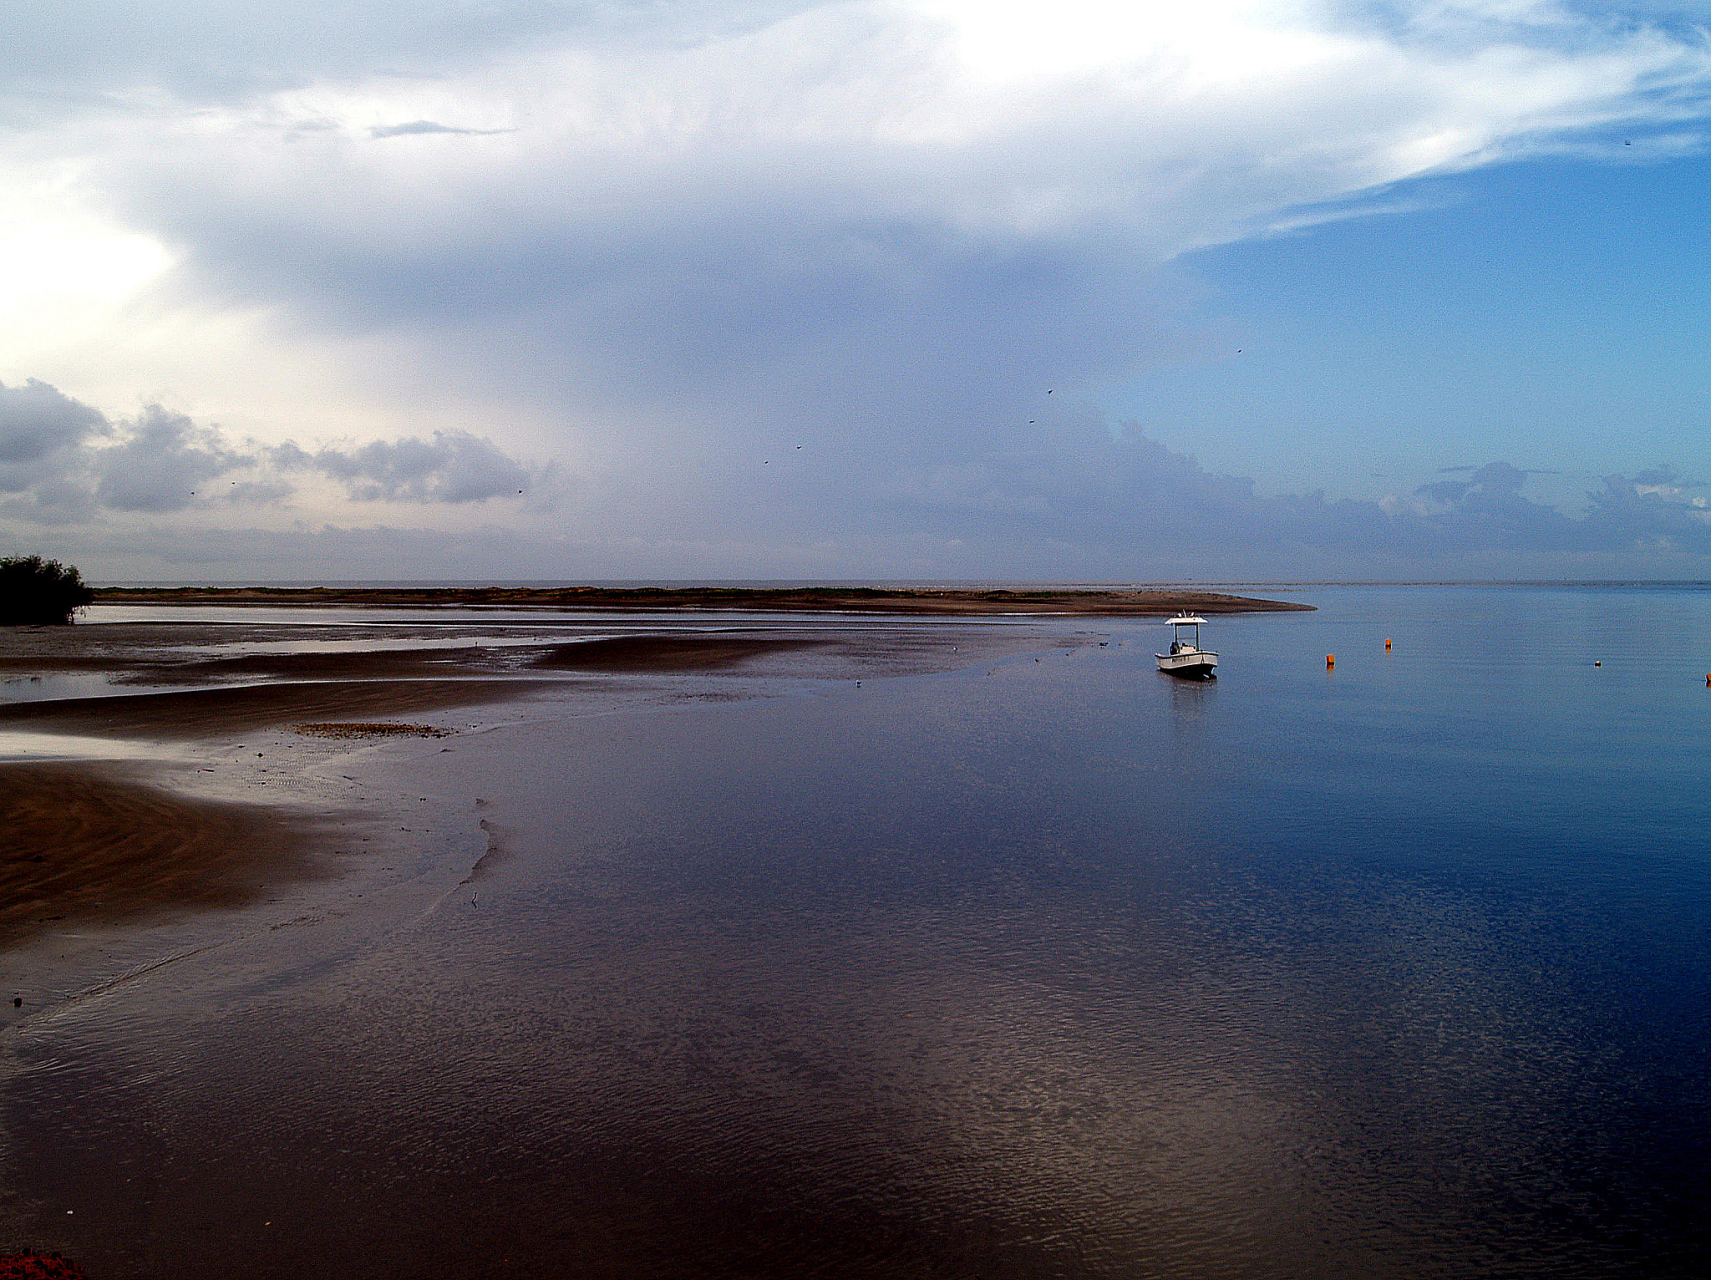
90;586;1313;615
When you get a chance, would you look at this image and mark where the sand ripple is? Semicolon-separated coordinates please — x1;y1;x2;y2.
0;763;325;946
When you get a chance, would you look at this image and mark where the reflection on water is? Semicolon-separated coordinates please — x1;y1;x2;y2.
0;672;128;703
2;587;1710;1277
0;731;196;763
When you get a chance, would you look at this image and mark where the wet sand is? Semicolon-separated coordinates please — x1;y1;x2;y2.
0;677;538;739
0;672;507;950
530;633;829;670
0;762;327;949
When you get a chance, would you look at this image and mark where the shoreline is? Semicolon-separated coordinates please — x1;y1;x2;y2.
89;584;1313;615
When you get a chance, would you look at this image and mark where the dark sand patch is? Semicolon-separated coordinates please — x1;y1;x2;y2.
293;722;450;739
118;646;499;685
532;634;827;671
0;678;535;739
0;763;327;948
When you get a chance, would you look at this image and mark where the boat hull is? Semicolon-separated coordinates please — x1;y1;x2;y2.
1156;651;1218;678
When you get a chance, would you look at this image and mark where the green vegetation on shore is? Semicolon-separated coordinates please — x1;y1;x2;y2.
90;584;1312;615
0;556;95;625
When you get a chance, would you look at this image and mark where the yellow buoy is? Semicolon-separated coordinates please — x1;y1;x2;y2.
1384;638;1392;651
1326;654;1335;668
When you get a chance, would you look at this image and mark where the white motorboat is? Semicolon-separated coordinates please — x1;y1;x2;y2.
1156;613;1218;678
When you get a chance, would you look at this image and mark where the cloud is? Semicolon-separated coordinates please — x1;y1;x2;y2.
872;405;1711;574
93;404;255;512
0;380;537;527
31;0;1691;494
6;375;1711;577
4;4;1711;578
0;378;108;478
369;121;518;138
54;3;1711;341
305;431;533;502
0;379;108;520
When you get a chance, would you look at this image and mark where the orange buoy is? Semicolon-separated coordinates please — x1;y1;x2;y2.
1384;638;1392;650
1326;654;1335;668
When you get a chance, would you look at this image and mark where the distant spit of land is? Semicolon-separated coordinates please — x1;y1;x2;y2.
92;584;1313;615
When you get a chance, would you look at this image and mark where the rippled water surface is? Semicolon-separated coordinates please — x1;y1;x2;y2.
4;585;1710;1277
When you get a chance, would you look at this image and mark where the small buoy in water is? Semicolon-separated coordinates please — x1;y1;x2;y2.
1385;638;1392;651
1326;654;1335;668
1595;661;1602;667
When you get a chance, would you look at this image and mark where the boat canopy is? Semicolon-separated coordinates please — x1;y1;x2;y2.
1167;615;1207;626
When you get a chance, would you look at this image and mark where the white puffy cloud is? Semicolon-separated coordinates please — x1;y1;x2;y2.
0;380;538;531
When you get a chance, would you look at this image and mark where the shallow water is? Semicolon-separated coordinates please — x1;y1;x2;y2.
3;585;1710;1277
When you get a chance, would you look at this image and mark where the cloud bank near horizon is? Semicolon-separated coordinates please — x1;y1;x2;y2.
5;376;1710;581
0;378;541;525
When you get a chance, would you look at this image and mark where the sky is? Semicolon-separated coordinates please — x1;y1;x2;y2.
4;0;1711;582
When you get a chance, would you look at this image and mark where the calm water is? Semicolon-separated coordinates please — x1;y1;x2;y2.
3;584;1710;1277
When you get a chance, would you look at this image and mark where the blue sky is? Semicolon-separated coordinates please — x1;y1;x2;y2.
1124;152;1711;508
2;1;1711;581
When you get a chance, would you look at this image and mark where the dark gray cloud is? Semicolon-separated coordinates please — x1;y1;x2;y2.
93;404;253;512
0;379;109;521
305;432;533;503
0;477;102;527
865;407;1711;575
0;378;108;474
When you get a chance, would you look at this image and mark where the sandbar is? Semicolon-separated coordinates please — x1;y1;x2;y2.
92;584;1311;615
